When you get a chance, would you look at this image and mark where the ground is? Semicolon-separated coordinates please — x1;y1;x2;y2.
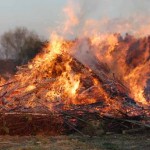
0;133;150;150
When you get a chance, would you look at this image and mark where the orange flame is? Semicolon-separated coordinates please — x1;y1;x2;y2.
0;0;149;114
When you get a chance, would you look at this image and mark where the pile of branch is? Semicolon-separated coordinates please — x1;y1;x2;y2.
0;40;149;135
0;107;149;136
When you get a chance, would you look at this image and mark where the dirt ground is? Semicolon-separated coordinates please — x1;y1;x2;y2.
0;133;150;150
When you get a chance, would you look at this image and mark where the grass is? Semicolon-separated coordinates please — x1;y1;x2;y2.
0;133;150;150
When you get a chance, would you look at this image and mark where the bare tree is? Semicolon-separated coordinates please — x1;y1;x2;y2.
0;27;44;64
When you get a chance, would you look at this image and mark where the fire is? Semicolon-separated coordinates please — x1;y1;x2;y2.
19;32;81;105
0;76;5;90
90;34;149;105
1;31;149;113
46;56;81;103
0;1;149;117
90;34;119;64
124;62;150;105
47;35;81;102
25;85;36;92
63;3;79;34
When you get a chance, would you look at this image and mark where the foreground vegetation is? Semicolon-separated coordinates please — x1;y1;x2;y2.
0;133;150;150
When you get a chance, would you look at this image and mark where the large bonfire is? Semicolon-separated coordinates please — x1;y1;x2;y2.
0;1;149;135
0;33;149;113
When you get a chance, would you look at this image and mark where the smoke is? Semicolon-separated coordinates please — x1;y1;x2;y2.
58;0;150;38
58;0;150;104
70;38;100;70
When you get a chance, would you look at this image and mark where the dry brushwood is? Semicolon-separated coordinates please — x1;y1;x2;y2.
0;38;149;135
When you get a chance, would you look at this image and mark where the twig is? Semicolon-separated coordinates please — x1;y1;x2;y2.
62;111;89;124
124;119;150;128
64;121;85;136
0;80;17;88
122;127;146;134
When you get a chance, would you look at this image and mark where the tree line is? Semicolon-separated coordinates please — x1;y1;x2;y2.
0;27;46;65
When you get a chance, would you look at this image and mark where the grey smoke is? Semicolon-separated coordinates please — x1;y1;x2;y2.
62;0;150;38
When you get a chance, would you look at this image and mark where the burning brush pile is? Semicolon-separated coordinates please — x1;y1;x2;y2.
0;32;149;135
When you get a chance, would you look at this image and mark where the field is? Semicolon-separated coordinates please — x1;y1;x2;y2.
0;133;150;150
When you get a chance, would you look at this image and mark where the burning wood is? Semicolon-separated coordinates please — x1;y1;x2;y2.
0;33;149;135
0;76;5;90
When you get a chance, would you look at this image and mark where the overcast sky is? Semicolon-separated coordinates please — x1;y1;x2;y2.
0;0;150;38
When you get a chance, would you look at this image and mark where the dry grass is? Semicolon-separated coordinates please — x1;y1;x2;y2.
0;133;150;150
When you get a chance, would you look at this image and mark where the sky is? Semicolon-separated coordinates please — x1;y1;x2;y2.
0;0;68;38
0;0;150;39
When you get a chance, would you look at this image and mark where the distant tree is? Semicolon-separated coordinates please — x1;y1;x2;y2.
0;27;44;64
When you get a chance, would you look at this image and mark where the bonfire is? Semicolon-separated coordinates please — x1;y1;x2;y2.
0;34;150;134
0;2;150;136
